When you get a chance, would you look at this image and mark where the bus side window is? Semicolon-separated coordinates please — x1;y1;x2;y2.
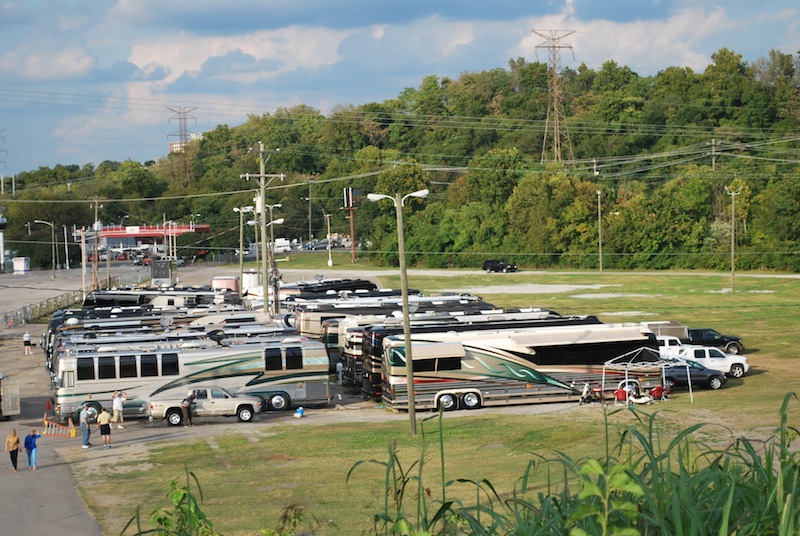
61;371;75;388
415;359;436;372
438;357;461;371
119;355;137;378
265;348;282;371
77;357;96;380
141;354;158;376
286;347;303;370
161;353;179;375
98;356;116;379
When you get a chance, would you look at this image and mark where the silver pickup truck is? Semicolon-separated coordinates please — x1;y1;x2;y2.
148;386;263;426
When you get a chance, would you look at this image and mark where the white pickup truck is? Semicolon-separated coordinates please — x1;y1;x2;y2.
148;386;263;426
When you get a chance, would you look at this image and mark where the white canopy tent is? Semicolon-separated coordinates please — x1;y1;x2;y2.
602;346;694;403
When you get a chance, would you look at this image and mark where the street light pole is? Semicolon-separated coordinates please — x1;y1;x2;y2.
367;188;429;436
34;219;56;279
233;206;253;296
596;189;603;274
725;185;742;293
265;204;283;316
323;211;333;267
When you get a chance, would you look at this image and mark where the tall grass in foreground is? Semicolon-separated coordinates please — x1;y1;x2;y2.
347;392;800;535
126;393;799;535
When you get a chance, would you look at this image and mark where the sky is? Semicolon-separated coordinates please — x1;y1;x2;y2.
0;0;798;174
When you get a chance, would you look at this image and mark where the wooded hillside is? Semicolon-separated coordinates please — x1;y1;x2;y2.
5;47;800;271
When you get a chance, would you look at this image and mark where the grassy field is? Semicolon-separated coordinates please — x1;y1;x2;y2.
70;262;800;535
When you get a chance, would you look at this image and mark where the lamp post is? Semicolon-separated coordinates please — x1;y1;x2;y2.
323;211;333;267
266;216;284;316
596;189;603;274
34;219;56;279
367;188;429;436
233;206;254;295
265;202;283;315
725;185;742;293
190;213;201;230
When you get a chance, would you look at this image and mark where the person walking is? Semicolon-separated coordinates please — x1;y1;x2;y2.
24;429;41;470
111;390;127;429
79;403;93;449
181;391;195;426
23;331;33;355
96;407;113;449
5;428;20;472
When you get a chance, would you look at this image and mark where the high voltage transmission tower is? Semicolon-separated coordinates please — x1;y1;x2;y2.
534;29;575;164
167;107;197;185
167;107;197;152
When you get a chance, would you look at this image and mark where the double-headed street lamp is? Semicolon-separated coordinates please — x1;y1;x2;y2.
265;215;284;316
264;201;283;314
33;219;56;279
233;206;254;295
367;188;429;436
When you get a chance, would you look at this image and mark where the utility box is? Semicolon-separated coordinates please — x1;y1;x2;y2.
151;260;176;287
12;257;30;275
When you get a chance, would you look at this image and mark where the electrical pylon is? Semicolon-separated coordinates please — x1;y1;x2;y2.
534;29;575;164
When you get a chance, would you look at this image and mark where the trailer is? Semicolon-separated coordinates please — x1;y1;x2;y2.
1;373;21;420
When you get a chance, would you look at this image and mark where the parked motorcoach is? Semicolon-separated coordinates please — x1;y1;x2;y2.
358;312;606;400
380;335;660;412
54;337;332;420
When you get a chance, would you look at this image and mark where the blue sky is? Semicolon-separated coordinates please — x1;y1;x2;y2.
0;0;798;173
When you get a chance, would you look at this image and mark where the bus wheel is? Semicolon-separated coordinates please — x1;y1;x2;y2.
461;392;481;410
166;409;183;426
437;394;457;411
269;394;289;411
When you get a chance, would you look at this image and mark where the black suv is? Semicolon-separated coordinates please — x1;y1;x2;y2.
482;260;517;273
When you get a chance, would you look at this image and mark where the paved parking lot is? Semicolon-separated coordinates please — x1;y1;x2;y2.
0;264;577;535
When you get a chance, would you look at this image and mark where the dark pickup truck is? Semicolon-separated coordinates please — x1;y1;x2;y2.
683;328;744;355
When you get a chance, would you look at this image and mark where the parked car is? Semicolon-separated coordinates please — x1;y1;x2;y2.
671;345;750;378
63;399;148;423
482;260;517;273
684;328;744;355
661;359;727;390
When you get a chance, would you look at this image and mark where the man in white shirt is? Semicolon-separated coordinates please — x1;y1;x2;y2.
111;390;127;429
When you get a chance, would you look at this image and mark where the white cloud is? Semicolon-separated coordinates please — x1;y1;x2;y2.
513;6;731;75
0;41;96;80
128;25;351;89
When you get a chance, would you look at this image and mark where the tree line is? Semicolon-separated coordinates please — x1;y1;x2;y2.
4;47;800;272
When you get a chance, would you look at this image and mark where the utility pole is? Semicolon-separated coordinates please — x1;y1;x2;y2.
534;29;575;164
725;185;742;293
91;199;102;290
241;143;282;316
707;138;718;171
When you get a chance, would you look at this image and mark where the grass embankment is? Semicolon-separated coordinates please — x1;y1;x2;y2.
73;268;800;534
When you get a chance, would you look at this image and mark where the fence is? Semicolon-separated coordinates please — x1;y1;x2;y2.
0;274;132;332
